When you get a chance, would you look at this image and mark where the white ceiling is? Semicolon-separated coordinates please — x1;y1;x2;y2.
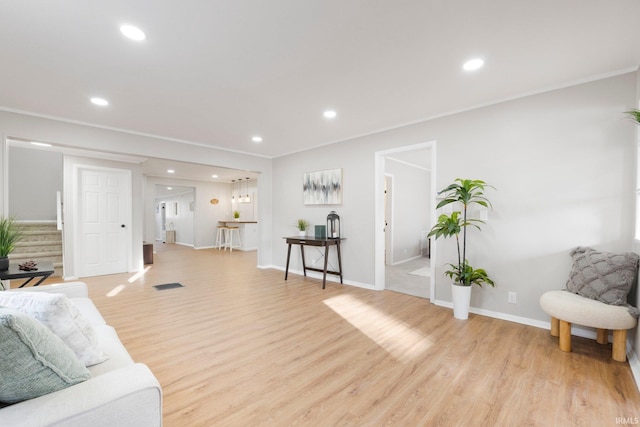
1;1;639;160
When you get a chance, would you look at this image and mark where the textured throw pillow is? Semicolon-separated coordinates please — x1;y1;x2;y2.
566;246;639;306
0;292;109;366
0;307;91;403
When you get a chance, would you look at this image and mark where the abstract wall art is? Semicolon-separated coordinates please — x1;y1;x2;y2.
303;168;342;205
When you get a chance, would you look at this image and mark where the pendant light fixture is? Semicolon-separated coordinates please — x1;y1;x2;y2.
237;178;244;203
231;180;236;203
244;177;251;203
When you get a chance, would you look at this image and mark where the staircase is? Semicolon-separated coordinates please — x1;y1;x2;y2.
10;221;63;278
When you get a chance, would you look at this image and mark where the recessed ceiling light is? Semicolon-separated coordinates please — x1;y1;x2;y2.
211;174;218;178
323;110;337;119
252;136;263;143
30;141;52;147
90;97;109;106
463;58;484;71
167;187;172;190
120;24;147;41
167;169;175;174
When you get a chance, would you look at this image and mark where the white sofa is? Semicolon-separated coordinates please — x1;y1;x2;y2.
0;282;162;427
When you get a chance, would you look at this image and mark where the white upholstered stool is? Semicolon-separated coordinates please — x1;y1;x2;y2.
215;226;228;250
540;290;637;362
224;226;241;252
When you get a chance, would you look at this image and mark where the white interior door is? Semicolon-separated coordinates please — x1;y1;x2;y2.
77;167;131;277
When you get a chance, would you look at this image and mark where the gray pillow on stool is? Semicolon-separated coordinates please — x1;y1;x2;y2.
566;246;639;311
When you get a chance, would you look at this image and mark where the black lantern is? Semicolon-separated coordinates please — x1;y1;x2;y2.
326;211;341;239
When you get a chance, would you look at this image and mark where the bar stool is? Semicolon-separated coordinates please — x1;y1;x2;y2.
224;226;241;252
215;226;228;250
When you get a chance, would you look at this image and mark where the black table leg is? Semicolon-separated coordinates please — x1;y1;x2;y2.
322;244;329;289
285;243;292;280
336;241;343;284
300;245;307;276
33;272;53;286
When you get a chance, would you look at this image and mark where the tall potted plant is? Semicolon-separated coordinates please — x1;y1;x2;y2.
0;217;22;271
428;179;495;319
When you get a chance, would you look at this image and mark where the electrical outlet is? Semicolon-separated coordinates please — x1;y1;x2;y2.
508;292;517;304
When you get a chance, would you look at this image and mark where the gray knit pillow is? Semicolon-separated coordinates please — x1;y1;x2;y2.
566;247;639;306
0;307;91;403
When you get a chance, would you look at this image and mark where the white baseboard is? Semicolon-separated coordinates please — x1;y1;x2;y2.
267;265;376;290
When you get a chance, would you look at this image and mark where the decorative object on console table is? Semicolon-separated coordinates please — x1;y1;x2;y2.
315;225;326;239
303;168;343;205
0;217;23;271
0;261;54;288
296;219;309;237
327;211;341;239
427;179;495;320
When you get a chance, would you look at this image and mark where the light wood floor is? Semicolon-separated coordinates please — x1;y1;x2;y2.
42;244;640;426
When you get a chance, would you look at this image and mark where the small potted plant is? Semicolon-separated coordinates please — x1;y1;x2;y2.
233;210;240;221
428;179;495;319
296;219;309;237
0;216;22;271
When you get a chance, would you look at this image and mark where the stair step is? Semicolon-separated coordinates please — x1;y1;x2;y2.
10;253;62;263
21;230;62;237
15;240;62;247
16;222;59;232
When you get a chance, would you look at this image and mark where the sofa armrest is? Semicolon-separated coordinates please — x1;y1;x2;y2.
8;281;89;298
0;363;162;427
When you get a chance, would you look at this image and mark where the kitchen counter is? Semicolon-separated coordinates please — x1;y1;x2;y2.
217;221;258;250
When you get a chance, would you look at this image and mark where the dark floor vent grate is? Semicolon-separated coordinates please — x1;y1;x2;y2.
153;283;184;291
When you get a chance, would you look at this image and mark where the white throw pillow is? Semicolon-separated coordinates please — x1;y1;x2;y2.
0;292;109;366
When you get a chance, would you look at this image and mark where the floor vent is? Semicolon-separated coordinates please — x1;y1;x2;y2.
153;283;184;291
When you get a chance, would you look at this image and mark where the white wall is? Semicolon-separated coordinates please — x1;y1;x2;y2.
8;146;63;221
632;69;640;377
272;72;637;322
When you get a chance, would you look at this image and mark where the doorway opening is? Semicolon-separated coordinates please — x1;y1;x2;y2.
154;184;195;246
374;141;436;300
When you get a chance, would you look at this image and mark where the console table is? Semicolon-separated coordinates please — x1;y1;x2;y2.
284;236;344;289
0;261;55;288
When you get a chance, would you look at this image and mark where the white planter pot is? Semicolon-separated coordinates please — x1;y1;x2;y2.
298;230;306;237
451;283;472;320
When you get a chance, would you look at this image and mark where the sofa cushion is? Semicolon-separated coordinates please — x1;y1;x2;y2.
566;247;639;308
0;307;91;404
88;325;135;377
0;292;109;366
69;298;107;326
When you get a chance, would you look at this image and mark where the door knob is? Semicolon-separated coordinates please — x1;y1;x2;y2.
121;224;126;228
